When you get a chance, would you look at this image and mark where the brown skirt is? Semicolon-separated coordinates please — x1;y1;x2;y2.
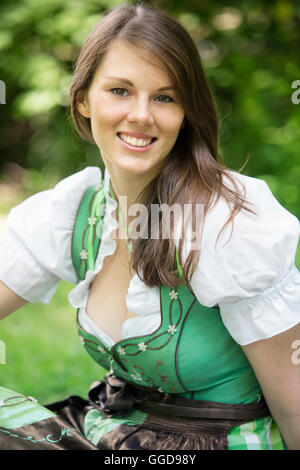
0;377;271;450
0;396;265;451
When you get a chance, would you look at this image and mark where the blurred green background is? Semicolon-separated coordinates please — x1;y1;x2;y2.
0;0;299;404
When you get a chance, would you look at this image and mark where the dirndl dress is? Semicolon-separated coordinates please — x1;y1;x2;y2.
0;282;287;450
1;166;299;450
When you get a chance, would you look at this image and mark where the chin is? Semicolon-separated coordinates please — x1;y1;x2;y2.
118;159;158;175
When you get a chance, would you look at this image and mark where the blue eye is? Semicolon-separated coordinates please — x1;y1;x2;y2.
110;88;174;103
111;88;128;97
156;95;174;103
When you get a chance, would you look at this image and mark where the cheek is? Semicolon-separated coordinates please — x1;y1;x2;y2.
89;93;124;127
157;109;184;137
165;118;184;141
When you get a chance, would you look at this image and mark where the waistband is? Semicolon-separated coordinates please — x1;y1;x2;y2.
88;374;270;422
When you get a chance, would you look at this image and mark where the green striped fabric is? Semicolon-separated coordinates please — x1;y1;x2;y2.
227;416;286;450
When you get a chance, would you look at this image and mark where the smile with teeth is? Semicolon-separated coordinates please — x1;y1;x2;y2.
118;133;155;147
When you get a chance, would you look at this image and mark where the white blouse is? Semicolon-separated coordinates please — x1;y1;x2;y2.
0;165;299;346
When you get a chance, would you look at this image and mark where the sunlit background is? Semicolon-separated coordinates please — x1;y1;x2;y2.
0;0;299;403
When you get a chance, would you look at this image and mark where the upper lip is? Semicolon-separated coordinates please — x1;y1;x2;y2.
118;131;156;140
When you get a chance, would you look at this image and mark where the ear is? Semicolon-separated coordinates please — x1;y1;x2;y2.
76;89;91;118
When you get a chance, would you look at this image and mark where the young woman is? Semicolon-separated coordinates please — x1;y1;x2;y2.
0;4;299;450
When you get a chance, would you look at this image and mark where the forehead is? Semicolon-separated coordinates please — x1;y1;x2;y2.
92;40;173;84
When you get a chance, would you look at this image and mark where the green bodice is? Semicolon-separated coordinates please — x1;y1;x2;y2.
77;282;261;405
73;182;261;405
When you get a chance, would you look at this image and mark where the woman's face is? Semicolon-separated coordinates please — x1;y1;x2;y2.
76;40;185;177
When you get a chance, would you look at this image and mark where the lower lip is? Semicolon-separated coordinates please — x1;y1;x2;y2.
117;134;156;153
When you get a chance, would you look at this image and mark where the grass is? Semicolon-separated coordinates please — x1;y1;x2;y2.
0;281;106;405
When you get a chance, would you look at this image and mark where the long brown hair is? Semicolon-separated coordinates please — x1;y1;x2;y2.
69;3;256;290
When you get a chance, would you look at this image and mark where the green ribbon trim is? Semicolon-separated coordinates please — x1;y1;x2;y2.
87;189;106;271
0;426;83;444
72;184;106;281
175;246;183;279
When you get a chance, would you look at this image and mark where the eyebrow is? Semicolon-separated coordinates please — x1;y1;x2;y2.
104;76;175;92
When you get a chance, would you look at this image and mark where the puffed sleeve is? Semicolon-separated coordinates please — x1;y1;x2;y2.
0;166;102;304
189;171;300;345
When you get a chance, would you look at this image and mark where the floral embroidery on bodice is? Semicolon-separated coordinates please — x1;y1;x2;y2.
77;283;197;394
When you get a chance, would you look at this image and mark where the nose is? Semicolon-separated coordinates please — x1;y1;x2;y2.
126;96;154;126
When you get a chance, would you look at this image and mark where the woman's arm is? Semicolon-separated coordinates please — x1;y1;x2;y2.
242;323;300;450
0;280;28;320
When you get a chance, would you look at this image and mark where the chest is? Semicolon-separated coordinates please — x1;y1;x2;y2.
85;236;138;343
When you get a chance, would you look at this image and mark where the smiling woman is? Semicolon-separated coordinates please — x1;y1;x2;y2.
75;40;185;185
0;3;299;451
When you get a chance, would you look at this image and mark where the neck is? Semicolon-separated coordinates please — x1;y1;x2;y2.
106;163;159;214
